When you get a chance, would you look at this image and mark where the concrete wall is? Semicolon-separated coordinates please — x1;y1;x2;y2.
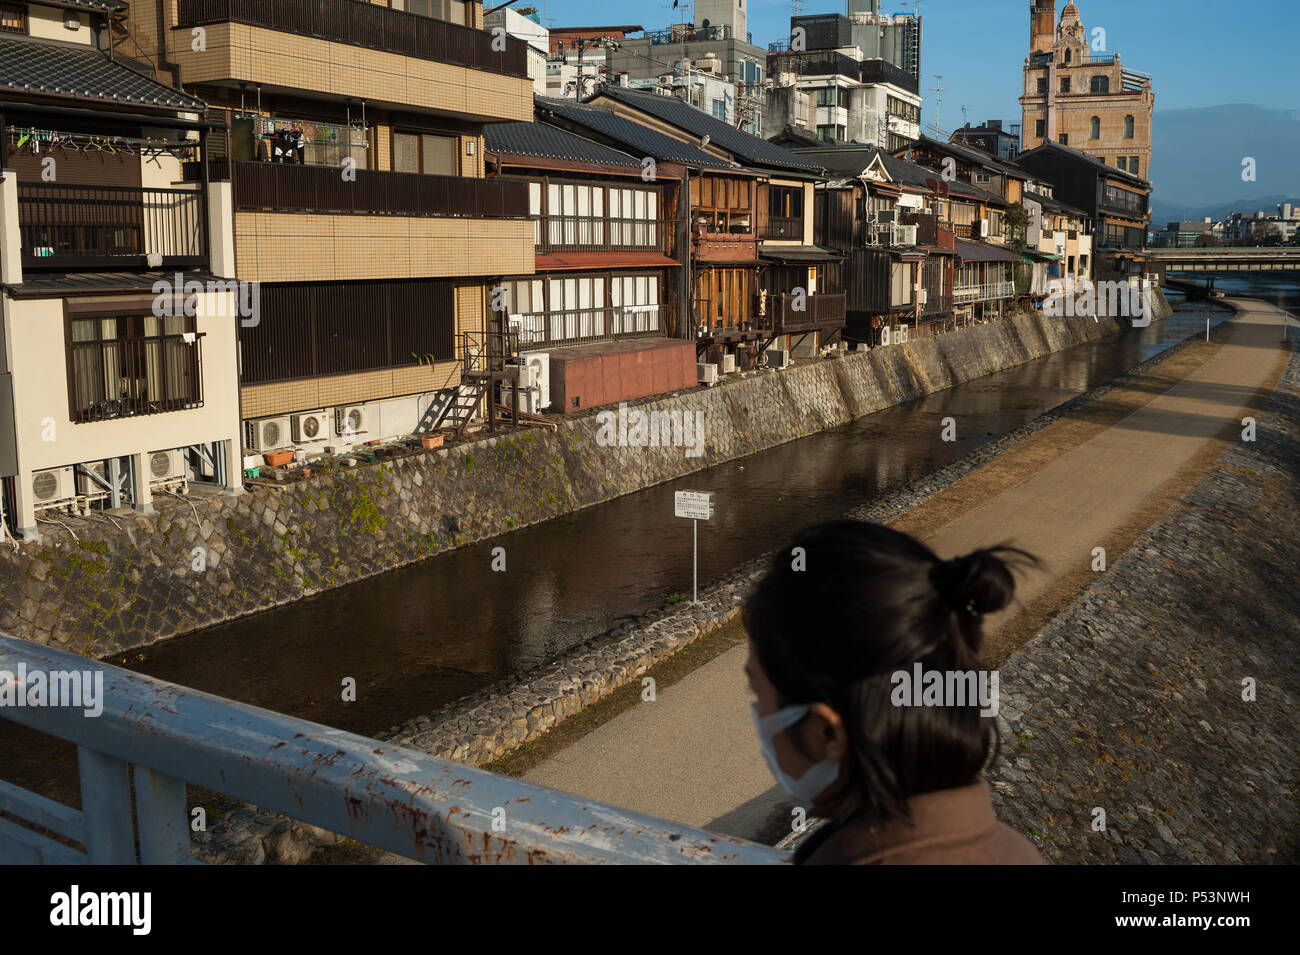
0;308;1119;656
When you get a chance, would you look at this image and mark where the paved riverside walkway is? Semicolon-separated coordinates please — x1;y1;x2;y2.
523;300;1297;854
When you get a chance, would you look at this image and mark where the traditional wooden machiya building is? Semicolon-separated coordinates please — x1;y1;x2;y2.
119;0;538;447
1014;139;1149;282
483;117;697;413
574;86;845;368
1;0;242;542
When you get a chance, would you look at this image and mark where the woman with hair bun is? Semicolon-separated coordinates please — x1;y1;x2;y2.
742;520;1046;865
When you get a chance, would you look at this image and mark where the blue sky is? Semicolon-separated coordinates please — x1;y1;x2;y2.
516;0;1299;126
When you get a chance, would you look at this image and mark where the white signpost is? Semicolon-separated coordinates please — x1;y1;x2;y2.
675;491;715;604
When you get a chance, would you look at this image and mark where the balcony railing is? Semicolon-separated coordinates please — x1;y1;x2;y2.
768;292;846;332
175;0;528;78
536;215;671;254
17;183;207;270
512;305;668;349
921;292;953;315
953;281;1015;303
70;332;206;424
762;217;804;240
223;159;529;219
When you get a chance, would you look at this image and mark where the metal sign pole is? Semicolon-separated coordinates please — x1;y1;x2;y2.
675;490;714;607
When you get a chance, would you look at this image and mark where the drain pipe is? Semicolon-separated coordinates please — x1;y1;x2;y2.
158;0;184;91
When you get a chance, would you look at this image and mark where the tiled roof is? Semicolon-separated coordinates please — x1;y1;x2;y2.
954;239;1023;263
55;0;128;12
1016;139;1151;189
911;134;1025;179
5;270;222;299
0;37;206;112
592;87;822;173
536;97;732;168
485;121;645;169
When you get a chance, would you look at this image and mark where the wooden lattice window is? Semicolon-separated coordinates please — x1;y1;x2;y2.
1;4;27;34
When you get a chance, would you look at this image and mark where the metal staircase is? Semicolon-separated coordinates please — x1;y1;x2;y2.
426;329;522;437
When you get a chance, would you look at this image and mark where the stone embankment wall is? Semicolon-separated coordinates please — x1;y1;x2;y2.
1;307;1122;657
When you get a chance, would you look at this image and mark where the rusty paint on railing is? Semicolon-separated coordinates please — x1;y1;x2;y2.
0;634;786;865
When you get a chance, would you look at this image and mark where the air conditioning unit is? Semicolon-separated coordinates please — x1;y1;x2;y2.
245;416;291;452
893;224;918;246
148;449;186;486
75;460;108;497
721;353;737;374
698;362;720;386
878;210;897;225
520;351;551;412
291;410;330;444
335;405;367;439
766;349;791;369
31;467;75;509
978;219;991;238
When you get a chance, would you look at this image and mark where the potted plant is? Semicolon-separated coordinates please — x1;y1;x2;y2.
418;433;444;450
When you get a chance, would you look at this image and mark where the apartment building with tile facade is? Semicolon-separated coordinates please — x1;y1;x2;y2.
1;0;242;541
124;0;536;454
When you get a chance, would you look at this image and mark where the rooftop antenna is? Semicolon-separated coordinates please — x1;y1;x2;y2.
929;73;949;137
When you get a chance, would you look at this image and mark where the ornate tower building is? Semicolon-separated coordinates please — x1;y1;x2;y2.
1019;2;1155;179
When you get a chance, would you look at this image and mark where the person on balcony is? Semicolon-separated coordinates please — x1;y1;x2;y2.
742;520;1046;865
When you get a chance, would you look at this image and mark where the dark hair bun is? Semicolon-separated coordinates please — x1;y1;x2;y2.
931;547;1034;619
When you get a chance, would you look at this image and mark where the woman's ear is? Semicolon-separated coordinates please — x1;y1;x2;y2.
806;702;848;762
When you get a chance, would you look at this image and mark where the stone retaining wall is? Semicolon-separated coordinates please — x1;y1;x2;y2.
1;306;1125;657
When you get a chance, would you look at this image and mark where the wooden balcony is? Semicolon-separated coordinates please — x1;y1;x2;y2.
768;292;846;333
223;159;529;219
172;0;532;123
17;183;207;271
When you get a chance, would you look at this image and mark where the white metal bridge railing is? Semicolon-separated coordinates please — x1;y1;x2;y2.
0;634;786;865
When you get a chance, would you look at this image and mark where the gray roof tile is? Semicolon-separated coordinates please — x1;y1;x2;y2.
0;36;205;112
592;87;822;173
536;96;732;168
485;121;644;169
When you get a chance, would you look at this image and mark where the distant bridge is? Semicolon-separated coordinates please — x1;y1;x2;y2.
1146;247;1300;273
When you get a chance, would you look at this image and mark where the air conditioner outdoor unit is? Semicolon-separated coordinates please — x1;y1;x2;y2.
335;406;367;439
291;410;331;444
698;362;720;386
878;210;897;225
75;460;108;497
246;416;291;452
721;353;737;374
893;224;918;246
31;467;75;509
521;352;551;412
148;449;186;486
766;350;791;370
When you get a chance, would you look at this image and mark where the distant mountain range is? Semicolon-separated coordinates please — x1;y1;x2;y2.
1148;104;1300;225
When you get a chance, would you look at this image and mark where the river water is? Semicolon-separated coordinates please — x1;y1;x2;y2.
103;288;1283;740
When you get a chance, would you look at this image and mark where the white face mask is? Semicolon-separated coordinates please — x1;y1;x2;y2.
750;702;842;807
